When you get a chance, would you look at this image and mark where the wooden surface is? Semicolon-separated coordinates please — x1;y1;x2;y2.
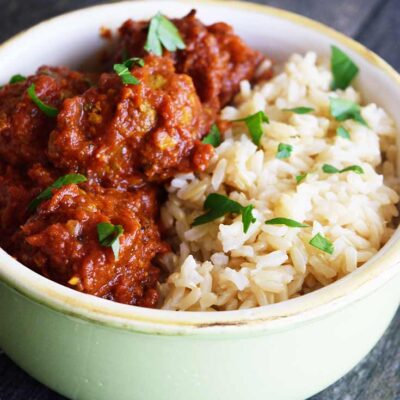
0;0;399;399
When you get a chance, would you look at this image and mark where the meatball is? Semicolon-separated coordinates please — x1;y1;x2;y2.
48;55;212;188
14;183;168;307
0;67;91;166
0;167;35;251
114;10;264;117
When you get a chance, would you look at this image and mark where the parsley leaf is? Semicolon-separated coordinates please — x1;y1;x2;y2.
265;218;309;228
27;84;59;117
276;143;293;159
202;124;221;147
296;173;308;184
9;74;26;84
28;174;87;212
309;233;334;254
145;12;185;56
283;107;314;114
97;222;124;260
234;111;269;146
329;97;368;127
322;164;364;174
113;57;143;85
336;126;351;139
331;45;359;90
242;205;257;233
192;193;256;233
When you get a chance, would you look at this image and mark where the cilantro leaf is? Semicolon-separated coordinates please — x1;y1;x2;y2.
265;217;309;228
340;165;364;174
97;222;124;260
242;205;257;233
192;193;256;233
309;233;334;254
331;45;359;90
276;143;293;159
296;173;308;184
27;84;59;117
283;107;314;114
202;124;221;147
322;164;364;174
145;12;185;56
234;111;269;146
28;174;87;212
336;126;351;139
113;58;143;85
9;74;26;84
329;97;368;127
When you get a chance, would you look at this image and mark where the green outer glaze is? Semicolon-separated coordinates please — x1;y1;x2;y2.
1;275;399;400
0;1;400;399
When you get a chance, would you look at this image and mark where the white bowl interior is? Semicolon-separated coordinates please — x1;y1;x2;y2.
0;0;399;332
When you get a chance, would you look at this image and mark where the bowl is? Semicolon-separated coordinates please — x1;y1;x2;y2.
0;1;399;399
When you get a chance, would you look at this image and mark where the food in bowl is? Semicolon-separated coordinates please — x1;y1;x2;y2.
0;10;398;312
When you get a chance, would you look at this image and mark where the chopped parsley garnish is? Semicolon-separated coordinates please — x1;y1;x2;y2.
9;74;26;84
322;164;364;174
202;124;221;147
265;218;309;228
331;45;359;90
113;57;144;85
336;126;351;140
329;97;367;126
276;143;293;159
296;173;308;184
283;107;314;114
97;222;124;260
144;12;186;56
309;233;334;254
234;111;269;146
192;193;256;233
28;174;87;212
27;83;59;117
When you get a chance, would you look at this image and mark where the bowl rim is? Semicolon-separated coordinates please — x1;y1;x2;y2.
0;0;400;335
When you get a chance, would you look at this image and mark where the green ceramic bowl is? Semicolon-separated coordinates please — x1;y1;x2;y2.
0;1;399;399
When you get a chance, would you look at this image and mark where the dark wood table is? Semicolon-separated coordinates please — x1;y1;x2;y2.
0;1;399;399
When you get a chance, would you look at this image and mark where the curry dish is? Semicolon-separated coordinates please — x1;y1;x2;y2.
0;11;264;307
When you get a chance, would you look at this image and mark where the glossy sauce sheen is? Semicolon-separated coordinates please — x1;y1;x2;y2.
0;11;265;307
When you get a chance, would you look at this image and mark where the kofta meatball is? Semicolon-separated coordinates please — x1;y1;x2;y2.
14;183;168;307
0;67;91;166
0;167;34;251
114;10;264;117
48;55;212;188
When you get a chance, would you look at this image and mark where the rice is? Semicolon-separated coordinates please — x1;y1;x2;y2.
159;52;400;311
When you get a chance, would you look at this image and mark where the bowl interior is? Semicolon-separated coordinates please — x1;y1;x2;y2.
0;0;399;333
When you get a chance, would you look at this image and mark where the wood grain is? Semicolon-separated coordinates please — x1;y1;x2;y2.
0;1;398;399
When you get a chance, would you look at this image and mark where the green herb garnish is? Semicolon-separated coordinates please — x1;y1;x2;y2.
192;193;256;233
309;233;334;254
145;12;186;56
276;143;293;159
331;45;359;90
329;97;367;126
202;124;221;147
9;74;26;84
113;57;144;85
28;174;87;212
296;174;308;184
234;111;269;146
322;164;364;174
336;126;351;140
265;217;309;228
283;107;314;114
27;83;59;117
97;222;124;260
